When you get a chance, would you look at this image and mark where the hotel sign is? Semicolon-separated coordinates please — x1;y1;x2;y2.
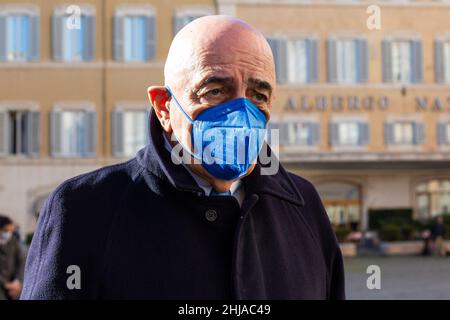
284;95;450;112
284;95;390;112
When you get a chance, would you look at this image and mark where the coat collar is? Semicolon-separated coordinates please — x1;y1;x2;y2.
136;110;305;207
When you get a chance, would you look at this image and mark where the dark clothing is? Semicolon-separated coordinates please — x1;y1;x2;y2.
0;237;25;300
21;110;345;300
431;223;445;239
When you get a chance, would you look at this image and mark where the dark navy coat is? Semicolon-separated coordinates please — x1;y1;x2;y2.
21;111;345;300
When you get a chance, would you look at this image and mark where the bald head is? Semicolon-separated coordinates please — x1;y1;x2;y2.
164;15;275;91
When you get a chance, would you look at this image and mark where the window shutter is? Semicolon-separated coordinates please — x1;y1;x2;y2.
29;15;40;61
82;14;95;61
24;111;40;157
410;39;423;83
0;15;7;61
311;122;320;146
173;16;184;37
267;37;287;84
144;15;156;61
382;39;393;83
356;39;369;83
84;111;97;157
384;122;393;145
413;122;424;145
329;122;338;146
50;111;62;157
437;122;447;145
358;122;369;146
113;15;124;61
327;39;337;83
279;122;289;145
0;110;9;156
52;14;63;61
112;110;124;157
434;40;445;84
307;39;319;83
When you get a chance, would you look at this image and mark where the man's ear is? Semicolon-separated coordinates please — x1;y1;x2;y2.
147;86;172;133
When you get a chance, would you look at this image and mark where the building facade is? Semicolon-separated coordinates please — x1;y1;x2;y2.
1;0;450;235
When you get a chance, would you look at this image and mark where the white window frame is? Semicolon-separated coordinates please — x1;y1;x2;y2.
0;101;39;158
52;4;96;63
113;5;156;63
385;114;424;151
329;115;369;151
0;4;40;63
50;102;97;158
112;102;149;158
434;34;450;84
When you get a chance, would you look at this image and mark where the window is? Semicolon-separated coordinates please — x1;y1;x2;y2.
50;107;96;157
267;37;318;84
113;6;156;62
173;7;212;36
329;122;369;146
416;179;450;219
112;108;149;157
317;182;361;230
0;6;39;62
382;38;422;83
384;121;424;145
267;120;320;147
52;5;95;62
327;37;368;84
0;108;39;157
434;38;450;84
437;121;450;145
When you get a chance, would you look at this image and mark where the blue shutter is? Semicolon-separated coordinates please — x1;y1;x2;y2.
29;15;40;61
358;122;369;146
112;110;124;157
307;39;319;83
413;122;424;145
24;111;40;157
50;111;62;157
310;122;320;146
327;39;337;83
113;15;124;61
267;37;287;84
434;40;445;84
0;15;7;61
52;14;63;61
329;122;339;146
82;14;95;61
84;111;96;157
356;39;368;83
144;15;156;61
437;122;447;145
384;122;393;145
382;39;392;83
173;16;184;36
0;110;9;156
410;39;423;83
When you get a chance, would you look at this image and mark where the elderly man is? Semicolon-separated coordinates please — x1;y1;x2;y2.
21;16;344;299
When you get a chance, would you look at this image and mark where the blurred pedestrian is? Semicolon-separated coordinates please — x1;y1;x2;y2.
0;215;25;300
431;216;446;257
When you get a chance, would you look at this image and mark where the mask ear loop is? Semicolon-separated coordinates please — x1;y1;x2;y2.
165;86;195;124
164;86;202;162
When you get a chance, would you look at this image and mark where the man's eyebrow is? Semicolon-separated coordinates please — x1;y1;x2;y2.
248;78;272;92
195;76;234;91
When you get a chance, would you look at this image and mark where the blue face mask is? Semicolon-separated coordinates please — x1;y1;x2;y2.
166;86;267;181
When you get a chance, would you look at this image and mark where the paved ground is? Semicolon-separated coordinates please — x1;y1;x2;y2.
344;256;450;300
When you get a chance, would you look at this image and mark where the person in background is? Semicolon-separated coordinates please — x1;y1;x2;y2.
431;215;446;257
0;215;25;300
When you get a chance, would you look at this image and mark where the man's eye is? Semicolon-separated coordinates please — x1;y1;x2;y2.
253;93;267;102
206;88;223;98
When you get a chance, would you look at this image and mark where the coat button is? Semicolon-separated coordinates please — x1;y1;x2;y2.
205;209;218;222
